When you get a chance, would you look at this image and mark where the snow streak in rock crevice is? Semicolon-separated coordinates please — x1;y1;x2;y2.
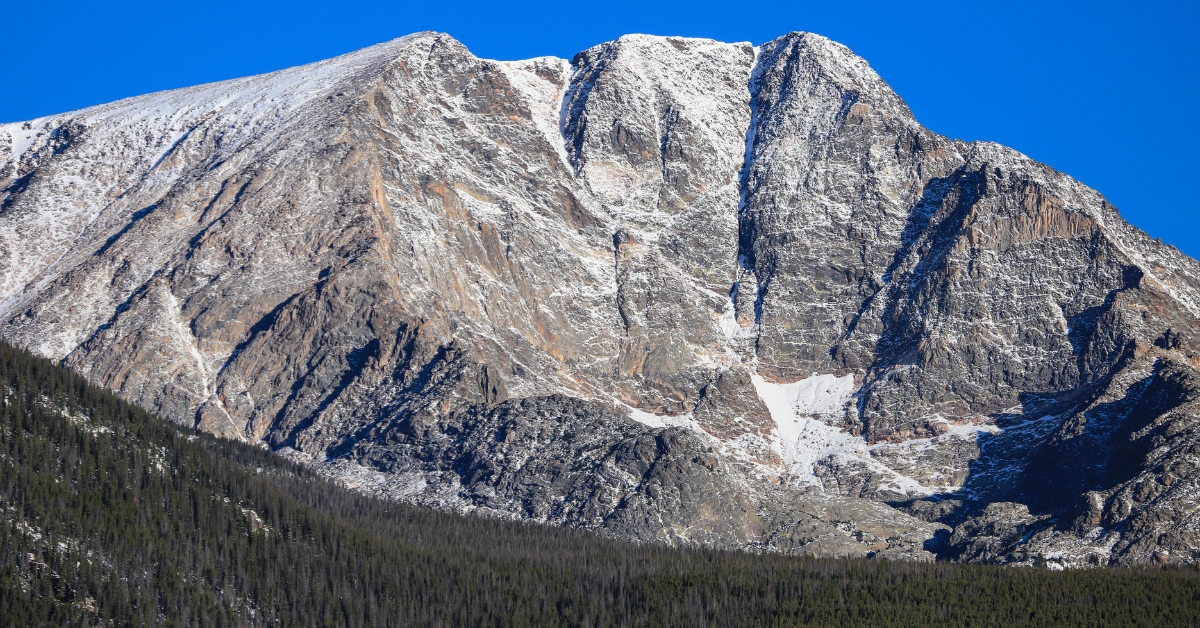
735;47;767;328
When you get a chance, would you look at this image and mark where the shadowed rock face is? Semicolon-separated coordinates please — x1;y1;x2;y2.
3;31;1200;566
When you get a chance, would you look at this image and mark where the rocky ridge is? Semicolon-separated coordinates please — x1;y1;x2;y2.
3;31;1199;566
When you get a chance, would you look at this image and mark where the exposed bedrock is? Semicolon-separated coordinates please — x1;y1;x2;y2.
3;30;1199;565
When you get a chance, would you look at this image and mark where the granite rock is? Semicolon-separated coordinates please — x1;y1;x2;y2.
3;31;1199;565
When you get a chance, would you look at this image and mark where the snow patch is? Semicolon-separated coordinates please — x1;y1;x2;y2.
752;372;865;484
717;301;742;339
2;123;42;163
753;372;857;420
621;403;707;434
496;57;573;172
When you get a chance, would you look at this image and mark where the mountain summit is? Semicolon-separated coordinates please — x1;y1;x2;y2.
3;31;1199;566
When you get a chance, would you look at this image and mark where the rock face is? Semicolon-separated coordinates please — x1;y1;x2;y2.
3;31;1199;566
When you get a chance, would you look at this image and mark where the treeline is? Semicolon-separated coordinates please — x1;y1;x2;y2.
0;338;1198;627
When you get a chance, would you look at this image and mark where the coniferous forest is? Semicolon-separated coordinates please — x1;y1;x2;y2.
1;338;1199;627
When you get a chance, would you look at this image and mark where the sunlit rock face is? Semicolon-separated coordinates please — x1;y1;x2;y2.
4;30;1200;566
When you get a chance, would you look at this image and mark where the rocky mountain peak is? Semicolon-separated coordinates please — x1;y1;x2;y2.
3;30;1199;567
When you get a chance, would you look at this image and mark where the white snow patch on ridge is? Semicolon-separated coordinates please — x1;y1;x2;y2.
621;403;707;434
2;125;41;163
752;372;865;484
497;57;573;172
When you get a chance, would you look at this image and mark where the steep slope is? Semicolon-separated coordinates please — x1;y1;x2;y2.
7;340;1199;627
735;34;1200;566
2;31;1199;566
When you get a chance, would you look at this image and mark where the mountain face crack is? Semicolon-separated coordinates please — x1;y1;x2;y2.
735;47;765;331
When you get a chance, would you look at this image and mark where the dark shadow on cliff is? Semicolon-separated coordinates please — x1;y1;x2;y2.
267;338;381;450
908;352;1189;559
833;168;964;359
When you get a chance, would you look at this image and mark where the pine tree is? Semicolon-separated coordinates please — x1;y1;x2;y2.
1;337;1198;627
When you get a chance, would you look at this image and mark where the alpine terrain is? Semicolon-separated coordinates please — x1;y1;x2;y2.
3;31;1199;567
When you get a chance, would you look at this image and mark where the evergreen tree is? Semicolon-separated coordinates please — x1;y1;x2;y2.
1;338;1197;627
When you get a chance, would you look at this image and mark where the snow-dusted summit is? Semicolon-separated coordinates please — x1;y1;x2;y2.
4;32;1200;566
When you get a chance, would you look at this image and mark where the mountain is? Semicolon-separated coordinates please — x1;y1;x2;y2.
3;31;1199;567
4;338;1199;627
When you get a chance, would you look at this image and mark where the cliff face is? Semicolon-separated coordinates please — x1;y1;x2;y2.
3;31;1199;566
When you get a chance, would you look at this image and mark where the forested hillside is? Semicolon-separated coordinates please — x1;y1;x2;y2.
2;338;1199;627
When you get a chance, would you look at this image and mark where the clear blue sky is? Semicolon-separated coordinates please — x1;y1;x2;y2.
2;1;1197;257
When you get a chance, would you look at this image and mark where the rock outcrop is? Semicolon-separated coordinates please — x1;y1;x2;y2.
3;31;1198;566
